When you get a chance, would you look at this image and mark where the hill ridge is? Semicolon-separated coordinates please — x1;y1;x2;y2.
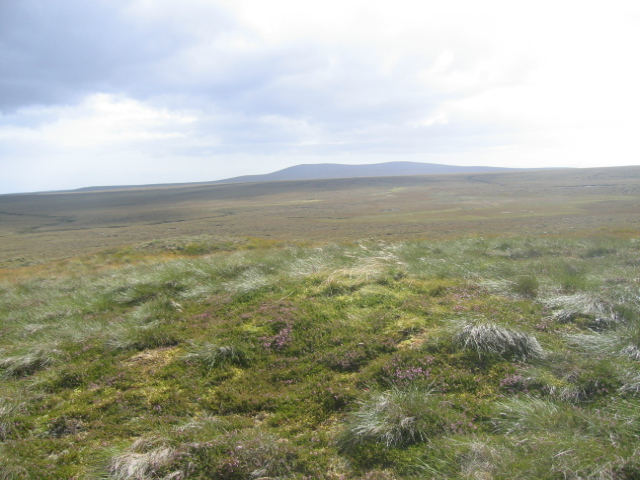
71;161;529;193
209;161;524;184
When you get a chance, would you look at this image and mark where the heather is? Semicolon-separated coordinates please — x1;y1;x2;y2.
1;235;640;479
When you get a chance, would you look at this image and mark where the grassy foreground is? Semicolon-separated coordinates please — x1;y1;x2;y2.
1;235;640;479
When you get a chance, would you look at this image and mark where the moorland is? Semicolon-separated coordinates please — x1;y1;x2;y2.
1;165;640;479
1;165;640;267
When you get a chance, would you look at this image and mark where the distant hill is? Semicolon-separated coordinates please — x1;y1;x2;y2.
71;162;527;193
211;161;523;184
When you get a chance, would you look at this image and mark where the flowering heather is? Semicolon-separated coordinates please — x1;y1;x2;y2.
379;354;435;386
261;325;293;351
1;236;640;479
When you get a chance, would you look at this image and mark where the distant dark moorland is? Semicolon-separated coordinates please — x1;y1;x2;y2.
1;165;639;265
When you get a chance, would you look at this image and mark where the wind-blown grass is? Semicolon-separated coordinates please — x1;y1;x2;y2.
0;235;639;479
0;398;23;441
107;436;180;480
568;316;640;361
451;321;544;361
338;386;471;450
184;343;250;369
0;345;61;378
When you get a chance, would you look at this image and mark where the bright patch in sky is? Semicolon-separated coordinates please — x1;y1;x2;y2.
8;95;196;148
1;0;639;193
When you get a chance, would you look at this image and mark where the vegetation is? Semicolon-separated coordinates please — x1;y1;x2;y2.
1;233;640;478
2;165;640;266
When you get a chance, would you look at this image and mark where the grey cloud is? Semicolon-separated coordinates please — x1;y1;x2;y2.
1;1;446;126
1;0;529;165
0;0;235;111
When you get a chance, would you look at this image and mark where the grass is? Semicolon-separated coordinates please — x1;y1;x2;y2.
2;166;640;265
451;320;545;361
1;234;640;478
184;343;250;369
338;386;473;450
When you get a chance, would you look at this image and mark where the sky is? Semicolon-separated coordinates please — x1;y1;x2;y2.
1;0;639;194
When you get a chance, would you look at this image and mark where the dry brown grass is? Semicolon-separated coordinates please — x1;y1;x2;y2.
2;166;640;266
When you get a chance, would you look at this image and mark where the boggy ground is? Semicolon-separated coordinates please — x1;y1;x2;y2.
1;235;640;479
2;165;640;266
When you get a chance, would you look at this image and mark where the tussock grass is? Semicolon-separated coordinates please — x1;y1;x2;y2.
510;274;540;298
106;321;180;351
107;437;181;480
417;436;506;479
184;343;250;369
224;267;272;294
289;243;406;296
128;296;182;324
494;395;640;441
0;345;61;378
543;293;617;325
568;315;640;361
452;321;544;361
106;425;308;480
493;396;576;435
339;386;465;449
618;365;640;393
1;235;640;478
0;399;23;441
482;395;640;479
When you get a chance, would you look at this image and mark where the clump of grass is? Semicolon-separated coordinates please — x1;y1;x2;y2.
290;243;405;294
555;262;590;293
452;438;501;480
339;387;467;450
194;428;304;479
128;296;182;324
107;321;180;351
184;343;250;369
492;396;582;435
568;316;640;361
115;280;185;307
511;275;539;298
350;470;399;479
452;321;544;361
492;395;639;440
46;414;86;438
327;246;404;285
135;235;241;256
107;436;181;480
0;399;24;441
0;456;30;480
105;426;306;480
618;365;640;393
582;246;617;258
228;270;271;294
417;436;505;480
0;346;61;378
543;293;617;329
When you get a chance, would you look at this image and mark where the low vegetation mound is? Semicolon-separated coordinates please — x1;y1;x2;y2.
452;321;544;360
1;235;639;478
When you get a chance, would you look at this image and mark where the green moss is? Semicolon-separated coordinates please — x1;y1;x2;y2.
1;236;640;478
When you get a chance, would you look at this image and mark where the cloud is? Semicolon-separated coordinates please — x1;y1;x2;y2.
2;0;524;125
1;0;132;110
0;0;237;111
1;0;639;193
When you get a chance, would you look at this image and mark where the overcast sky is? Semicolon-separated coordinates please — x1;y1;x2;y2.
1;0;639;193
